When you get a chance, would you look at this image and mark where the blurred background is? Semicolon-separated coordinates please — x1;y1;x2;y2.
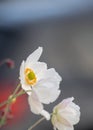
0;0;93;130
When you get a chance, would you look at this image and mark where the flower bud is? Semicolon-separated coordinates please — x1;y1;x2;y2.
51;97;80;130
5;59;15;69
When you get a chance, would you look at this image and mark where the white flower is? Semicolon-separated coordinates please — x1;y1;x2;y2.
19;47;62;120
51;97;80;130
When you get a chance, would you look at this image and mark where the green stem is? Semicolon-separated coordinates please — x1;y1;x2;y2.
14;89;25;98
0;83;21;127
28;113;52;130
0;83;21;108
0;100;9;108
0;83;31;128
0;103;10;127
28;117;45;130
13;89;32;99
12;83;21;96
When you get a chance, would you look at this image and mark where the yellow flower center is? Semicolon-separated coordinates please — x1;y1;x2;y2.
25;68;37;85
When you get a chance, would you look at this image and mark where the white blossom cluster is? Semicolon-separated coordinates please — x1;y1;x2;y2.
19;47;80;130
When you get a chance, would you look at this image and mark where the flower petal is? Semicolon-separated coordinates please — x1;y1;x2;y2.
25;62;47;77
52;117;74;130
55;123;74;130
63;103;80;125
26;47;43;63
28;90;43;115
57;97;74;110
51;97;80;130
38;68;62;83
40;110;50;120
28;90;50;120
19;60;25;84
21;84;31;95
57;97;80;126
34;79;61;104
19;60;32;94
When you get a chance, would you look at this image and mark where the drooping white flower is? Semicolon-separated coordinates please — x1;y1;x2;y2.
51;97;80;130
19;47;62;120
28;89;50;120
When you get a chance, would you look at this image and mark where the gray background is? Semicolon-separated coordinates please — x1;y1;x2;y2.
0;1;93;130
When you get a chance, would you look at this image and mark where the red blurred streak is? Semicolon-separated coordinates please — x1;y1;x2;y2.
0;81;28;121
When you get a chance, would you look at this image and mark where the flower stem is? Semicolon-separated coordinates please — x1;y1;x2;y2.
0;84;22;127
0;83;32;127
0;83;21;108
28;117;45;130
0;103;10;127
0;100;9;108
12;83;21;96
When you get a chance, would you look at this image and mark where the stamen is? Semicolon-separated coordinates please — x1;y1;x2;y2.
25;68;37;85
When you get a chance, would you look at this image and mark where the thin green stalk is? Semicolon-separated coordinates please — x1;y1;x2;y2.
0;83;21;108
28;113;52;130
0;83;21;127
13;89;25;98
0;100;9;108
28;117;45;130
0;103;10;127
0;84;31;128
12;83;21;96
13;89;32;99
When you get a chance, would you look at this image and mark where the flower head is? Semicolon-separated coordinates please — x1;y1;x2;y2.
19;47;62;120
51;97;80;130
